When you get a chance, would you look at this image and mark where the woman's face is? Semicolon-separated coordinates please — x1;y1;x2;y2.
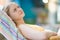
9;4;25;20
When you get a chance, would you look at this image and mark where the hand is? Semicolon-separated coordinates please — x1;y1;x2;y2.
49;36;60;40
45;32;57;40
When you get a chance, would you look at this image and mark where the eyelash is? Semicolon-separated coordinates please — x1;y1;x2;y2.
17;6;19;8
14;8;16;12
14;6;19;12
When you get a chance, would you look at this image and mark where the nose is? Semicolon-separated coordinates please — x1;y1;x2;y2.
17;8;24;12
17;8;24;14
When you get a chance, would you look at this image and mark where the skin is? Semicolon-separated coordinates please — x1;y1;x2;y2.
8;4;25;26
5;4;57;40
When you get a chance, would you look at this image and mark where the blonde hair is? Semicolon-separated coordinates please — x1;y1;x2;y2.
2;2;19;24
3;2;18;15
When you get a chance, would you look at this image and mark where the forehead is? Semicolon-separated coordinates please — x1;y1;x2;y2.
9;4;18;9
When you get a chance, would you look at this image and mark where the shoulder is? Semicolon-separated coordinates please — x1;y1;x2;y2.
19;24;44;31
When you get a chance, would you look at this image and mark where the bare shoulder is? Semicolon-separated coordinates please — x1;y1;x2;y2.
24;24;45;31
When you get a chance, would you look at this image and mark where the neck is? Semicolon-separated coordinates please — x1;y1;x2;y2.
14;18;25;27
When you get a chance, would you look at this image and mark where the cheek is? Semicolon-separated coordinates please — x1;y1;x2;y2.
9;12;25;20
9;13;18;19
11;15;20;20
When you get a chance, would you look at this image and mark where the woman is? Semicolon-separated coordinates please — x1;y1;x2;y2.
3;2;57;40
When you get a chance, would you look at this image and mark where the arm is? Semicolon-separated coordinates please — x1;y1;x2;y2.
18;24;57;40
18;24;47;40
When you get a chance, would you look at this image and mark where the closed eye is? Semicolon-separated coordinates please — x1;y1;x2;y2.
17;6;19;8
14;8;16;12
